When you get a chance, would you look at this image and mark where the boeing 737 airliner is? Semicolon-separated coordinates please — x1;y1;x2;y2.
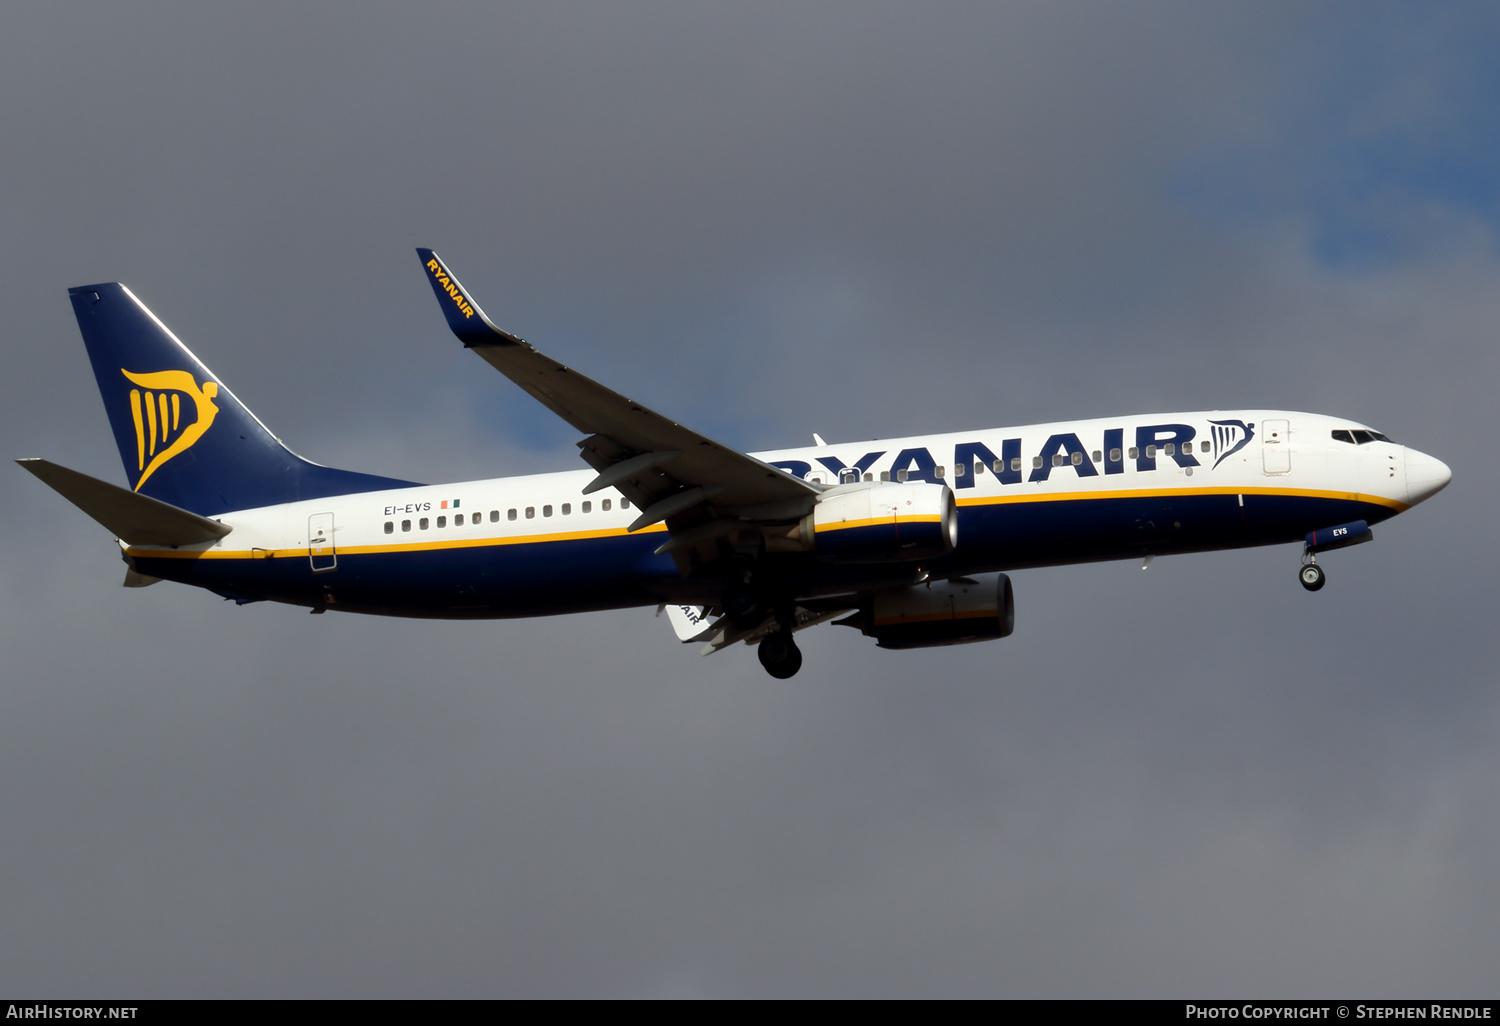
19;249;1452;678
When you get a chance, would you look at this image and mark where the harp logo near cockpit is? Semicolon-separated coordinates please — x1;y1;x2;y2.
121;368;221;491
1205;419;1254;470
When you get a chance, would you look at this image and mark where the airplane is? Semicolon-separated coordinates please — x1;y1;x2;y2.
18;249;1452;679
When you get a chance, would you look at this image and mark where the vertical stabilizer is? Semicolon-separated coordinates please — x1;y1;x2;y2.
70;283;417;516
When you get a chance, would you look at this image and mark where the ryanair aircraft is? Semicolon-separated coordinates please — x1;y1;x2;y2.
19;250;1452;678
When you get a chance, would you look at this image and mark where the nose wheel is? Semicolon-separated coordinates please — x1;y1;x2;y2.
1298;560;1326;592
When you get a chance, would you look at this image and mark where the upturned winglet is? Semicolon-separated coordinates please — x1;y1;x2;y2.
415;248;525;348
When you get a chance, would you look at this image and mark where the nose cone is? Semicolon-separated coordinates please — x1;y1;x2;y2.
1405;448;1452;506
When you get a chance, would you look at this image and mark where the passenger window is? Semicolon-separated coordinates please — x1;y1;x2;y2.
935;466;945;479
1070;451;1082;466
1128;447;1139;459
1010;457;1022;472
864;473;873;482
525;507;535;519
401;520;411;532
954;463;966;478
1146;445;1156;458
419;518;429;530
1182;442;1193;454
621;498;631;509
1052;454;1064;467
507;509;517;521
1164;443;1175;456
1091;451;1101;463
582;501;592;513
384;522;393;534
1110;448;1121;462
454;514;464;526
896;469;908;482
562;503;571;515
490;510;499;523
543;505;553;517
602;499;611;511
1033;456;1043;469
991;460;1003;473
880;471;890;482
436;516;446;528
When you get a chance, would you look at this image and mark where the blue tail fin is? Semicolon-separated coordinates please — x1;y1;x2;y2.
70;283;419;516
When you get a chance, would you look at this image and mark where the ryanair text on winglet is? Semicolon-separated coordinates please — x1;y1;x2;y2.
427;258;475;319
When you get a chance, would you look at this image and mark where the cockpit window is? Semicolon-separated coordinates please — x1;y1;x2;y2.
1334;428;1394;445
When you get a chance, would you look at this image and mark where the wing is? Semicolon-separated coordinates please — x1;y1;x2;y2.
416;249;820;568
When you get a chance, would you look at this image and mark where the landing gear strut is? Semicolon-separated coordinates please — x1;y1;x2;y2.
1299;553;1326;592
757;632;803;679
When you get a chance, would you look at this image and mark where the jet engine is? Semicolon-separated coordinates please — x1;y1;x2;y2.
836;573;1015;649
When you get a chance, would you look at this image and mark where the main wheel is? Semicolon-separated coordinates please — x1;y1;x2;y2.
757;633;803;679
1299;563;1326;592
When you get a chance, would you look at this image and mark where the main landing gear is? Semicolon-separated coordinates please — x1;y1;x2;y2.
1299;550;1326;592
758;631;803;679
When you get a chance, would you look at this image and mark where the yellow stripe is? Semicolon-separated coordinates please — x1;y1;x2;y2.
816;514;942;534
955;485;1409;513
126;522;669;560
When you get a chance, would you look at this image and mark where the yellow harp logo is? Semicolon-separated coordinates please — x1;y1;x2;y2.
121;368;221;491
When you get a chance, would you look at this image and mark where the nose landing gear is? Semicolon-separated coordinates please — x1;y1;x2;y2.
757;631;803;679
1298;560;1326;592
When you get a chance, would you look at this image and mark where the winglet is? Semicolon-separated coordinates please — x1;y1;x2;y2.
415;248;526;349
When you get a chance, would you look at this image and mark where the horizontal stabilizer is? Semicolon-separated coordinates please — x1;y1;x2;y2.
17;458;232;547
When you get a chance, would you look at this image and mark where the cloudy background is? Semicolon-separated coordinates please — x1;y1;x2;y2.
1;2;1495;997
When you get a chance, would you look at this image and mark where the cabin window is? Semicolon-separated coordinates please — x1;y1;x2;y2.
991;460;1002;474
543;505;553;517
419;518;429;530
384;521;393;534
621;498;631;509
490;510;499;523
841;469;858;483
864;473;873;482
1010;457;1022;472
1163;443;1175;456
1128;447;1139;460
454;513;464;526
507;509;517;521
880;471;890;482
1071;451;1082;466
402;519;411;532
897;469;909;482
602;499;612;511
955;463;967;478
436;516;446;528
562;503;571;515
1145;445;1156;458
1033;456;1043;469
935;466;945;479
1110;448;1121;462
1091;451;1102;463
525;507;535;519
582;501;591;513
1182;442;1193;454
1052;454;1064;467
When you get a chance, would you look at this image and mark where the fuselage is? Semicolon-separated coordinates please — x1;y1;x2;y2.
123;410;1450;618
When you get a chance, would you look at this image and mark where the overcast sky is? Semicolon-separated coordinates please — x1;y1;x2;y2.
1;2;1496;997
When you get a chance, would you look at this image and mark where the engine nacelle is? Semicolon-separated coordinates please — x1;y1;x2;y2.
800;480;957;563
839;573;1015;649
